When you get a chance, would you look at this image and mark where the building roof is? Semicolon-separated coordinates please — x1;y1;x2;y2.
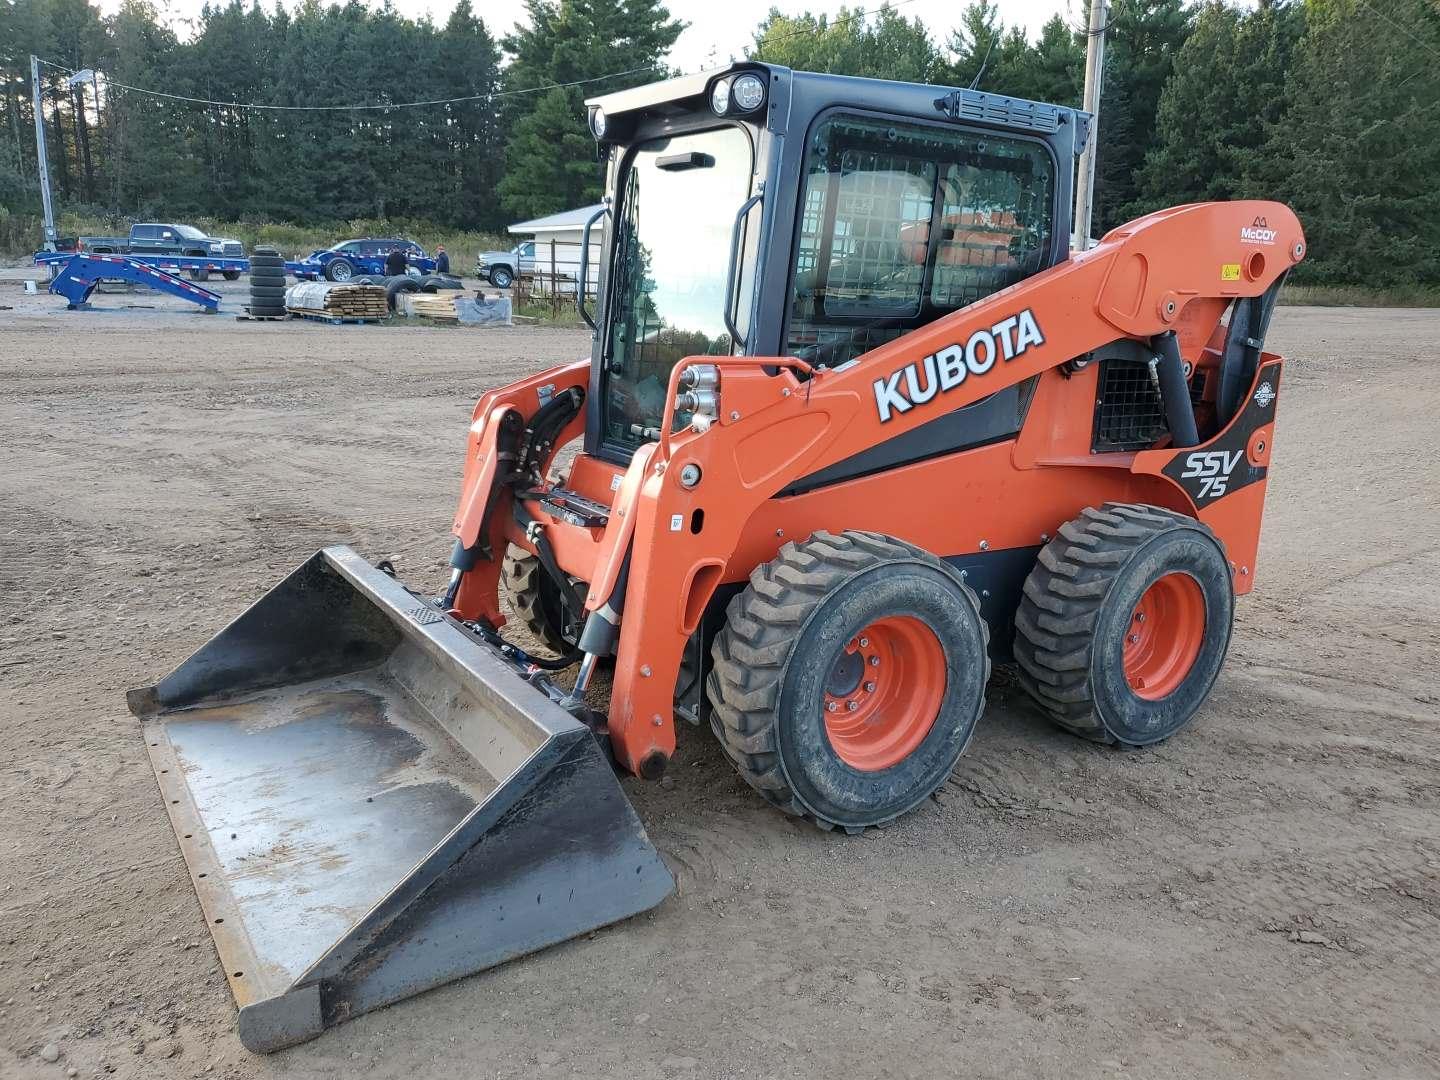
508;204;606;235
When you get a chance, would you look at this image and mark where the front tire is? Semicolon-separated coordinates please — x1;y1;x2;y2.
488;265;514;288
501;548;577;654
325;258;354;282
707;531;989;832
1013;503;1234;746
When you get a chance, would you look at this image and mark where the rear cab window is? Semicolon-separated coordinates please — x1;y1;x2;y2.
786;113;1056;367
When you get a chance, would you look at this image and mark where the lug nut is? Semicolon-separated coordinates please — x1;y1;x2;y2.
1128;634;1139;644
640;664;652;677
1134;612;1145;623
858;637;869;648
869;656;880;666
826;701;838;713
864;681;876;693
847;700;859;712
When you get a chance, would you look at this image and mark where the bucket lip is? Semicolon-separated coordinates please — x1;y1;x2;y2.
316;544;587;742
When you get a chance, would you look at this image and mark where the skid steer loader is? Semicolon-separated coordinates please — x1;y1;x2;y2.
131;63;1304;1051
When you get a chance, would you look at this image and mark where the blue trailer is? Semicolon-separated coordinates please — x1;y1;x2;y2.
34;248;254;281
47;254;221;312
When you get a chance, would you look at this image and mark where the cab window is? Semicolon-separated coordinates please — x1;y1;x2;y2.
786;113;1055;367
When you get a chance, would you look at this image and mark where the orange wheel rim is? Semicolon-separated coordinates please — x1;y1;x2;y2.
822;615;945;771
1123;572;1206;700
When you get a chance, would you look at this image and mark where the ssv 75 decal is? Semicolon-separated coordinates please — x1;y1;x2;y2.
873;309;1045;422
1179;450;1243;498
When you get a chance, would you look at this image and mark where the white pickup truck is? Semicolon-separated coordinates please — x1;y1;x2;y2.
473;241;535;288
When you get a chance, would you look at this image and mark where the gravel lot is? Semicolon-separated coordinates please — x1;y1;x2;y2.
1;273;1437;1080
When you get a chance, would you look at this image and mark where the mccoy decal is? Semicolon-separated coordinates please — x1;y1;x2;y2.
873;308;1045;422
1240;215;1277;245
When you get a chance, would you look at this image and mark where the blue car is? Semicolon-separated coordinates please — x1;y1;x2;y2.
294;237;437;281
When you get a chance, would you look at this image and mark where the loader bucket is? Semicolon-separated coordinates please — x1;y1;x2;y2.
127;546;673;1053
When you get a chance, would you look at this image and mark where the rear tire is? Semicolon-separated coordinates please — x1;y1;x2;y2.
707;531;989;832
1013;503;1234;746
189;268;210;282
222;270;241;281
501;548;576;654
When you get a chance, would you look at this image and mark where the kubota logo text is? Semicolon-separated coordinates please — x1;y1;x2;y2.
873;308;1045;422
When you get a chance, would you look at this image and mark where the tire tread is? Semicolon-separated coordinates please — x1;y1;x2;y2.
707;530;989;831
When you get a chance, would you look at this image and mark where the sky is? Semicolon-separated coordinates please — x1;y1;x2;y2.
98;0;1084;74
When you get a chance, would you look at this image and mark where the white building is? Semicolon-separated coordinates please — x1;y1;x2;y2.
509;204;606;295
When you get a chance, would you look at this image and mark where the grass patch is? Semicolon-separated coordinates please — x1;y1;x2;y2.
1279;283;1440;307
514;299;587;327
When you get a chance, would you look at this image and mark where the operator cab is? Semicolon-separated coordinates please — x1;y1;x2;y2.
583;64;1089;467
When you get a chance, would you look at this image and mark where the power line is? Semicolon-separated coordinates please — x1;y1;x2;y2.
1354;0;1440;62
32;57;659;112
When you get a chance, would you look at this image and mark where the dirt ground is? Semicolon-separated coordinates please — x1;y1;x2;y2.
0;274;1437;1080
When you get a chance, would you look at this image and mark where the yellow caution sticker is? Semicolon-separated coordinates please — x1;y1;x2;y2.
1221;262;1241;281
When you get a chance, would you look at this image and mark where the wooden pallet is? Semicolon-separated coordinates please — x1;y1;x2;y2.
289;310;385;325
236;312;289;322
285;283;389;320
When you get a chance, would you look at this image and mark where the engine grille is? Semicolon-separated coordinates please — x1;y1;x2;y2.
1093;359;1168;451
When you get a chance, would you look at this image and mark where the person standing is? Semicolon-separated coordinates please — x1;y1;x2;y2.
385;245;408;277
434;245;451;275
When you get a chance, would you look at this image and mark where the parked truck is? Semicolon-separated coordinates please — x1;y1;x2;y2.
76;223;247;281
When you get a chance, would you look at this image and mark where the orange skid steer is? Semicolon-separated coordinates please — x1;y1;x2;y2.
131;64;1304;1051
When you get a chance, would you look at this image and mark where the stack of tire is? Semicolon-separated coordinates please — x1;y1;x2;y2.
248;247;287;318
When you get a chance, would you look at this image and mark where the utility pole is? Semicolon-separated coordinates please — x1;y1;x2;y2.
1072;0;1107;252
30;55;57;251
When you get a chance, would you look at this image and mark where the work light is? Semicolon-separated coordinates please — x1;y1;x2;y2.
732;73;766;113
709;78;731;116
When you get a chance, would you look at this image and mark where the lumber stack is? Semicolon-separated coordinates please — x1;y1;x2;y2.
398;292;460;321
284;281;388;320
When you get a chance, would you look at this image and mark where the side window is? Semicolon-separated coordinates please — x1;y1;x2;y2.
133;225;156;240
339;241;361;254
521;242;535;257
787;113;1055;367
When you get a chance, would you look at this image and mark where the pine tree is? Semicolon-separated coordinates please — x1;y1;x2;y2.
1020;15;1085;107
438;0;504;230
1259;0;1440;285
1135;2;1301;214
497;85;602;221
499;0;682;221
1091;0;1192;230
751;5;941;83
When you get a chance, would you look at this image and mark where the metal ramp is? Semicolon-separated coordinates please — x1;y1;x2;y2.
48;253;221;312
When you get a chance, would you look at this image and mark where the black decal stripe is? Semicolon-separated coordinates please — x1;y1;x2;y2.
1162;362;1280;507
